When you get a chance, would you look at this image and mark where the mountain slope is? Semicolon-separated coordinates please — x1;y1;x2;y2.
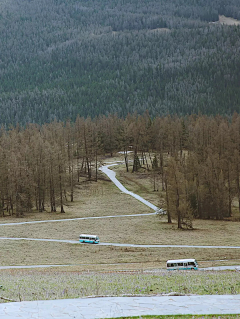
1;0;240;125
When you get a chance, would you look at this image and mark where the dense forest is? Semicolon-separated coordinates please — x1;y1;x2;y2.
0;0;240;126
1;114;240;230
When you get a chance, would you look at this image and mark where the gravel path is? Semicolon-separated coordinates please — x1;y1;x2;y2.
99;163;165;213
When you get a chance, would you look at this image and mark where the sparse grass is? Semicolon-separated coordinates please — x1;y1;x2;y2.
4;212;240;246
0;154;240;307
113;163;163;208
0;269;240;303
1;239;240;269
0;154;239;269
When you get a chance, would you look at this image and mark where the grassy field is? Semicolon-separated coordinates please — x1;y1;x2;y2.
0;154;240;304
0;268;240;302
1;154;239;268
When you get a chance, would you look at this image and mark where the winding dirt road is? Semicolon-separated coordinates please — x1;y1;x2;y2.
0;161;239;270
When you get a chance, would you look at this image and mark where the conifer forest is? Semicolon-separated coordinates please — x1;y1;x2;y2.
0;0;240;125
1;0;240;226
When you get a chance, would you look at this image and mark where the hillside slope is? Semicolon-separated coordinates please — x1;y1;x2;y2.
1;0;240;125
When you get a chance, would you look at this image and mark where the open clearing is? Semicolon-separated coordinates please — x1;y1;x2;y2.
0;154;240;269
0;169;240;269
0;154;240;303
219;15;240;25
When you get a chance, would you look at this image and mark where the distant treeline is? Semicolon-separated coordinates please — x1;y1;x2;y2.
1;113;240;229
1;0;240;125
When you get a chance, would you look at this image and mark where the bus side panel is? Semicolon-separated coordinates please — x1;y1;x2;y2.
81;239;92;243
167;266;197;270
79;239;99;244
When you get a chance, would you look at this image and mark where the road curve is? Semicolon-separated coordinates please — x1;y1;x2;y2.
0;161;163;228
0;160;240;318
99;162;165;213
0;160;239;270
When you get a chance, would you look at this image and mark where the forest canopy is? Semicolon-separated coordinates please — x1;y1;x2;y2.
0;0;240;126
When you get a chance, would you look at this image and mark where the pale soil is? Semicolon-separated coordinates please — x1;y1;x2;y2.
219;15;240;26
112;27;170;37
149;28;171;33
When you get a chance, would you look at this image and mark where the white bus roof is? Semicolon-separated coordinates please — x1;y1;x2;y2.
79;234;98;237
167;259;196;263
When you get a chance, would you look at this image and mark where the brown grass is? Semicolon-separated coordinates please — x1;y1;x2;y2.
0;154;240;271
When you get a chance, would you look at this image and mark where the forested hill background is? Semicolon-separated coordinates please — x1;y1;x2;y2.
1;0;240;126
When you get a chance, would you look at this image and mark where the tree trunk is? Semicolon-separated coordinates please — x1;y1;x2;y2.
124;148;129;172
165;177;172;223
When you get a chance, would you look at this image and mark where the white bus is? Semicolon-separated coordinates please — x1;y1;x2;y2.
79;234;99;244
166;259;198;270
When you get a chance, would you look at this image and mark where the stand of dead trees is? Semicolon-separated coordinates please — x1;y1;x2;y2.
1;113;240;226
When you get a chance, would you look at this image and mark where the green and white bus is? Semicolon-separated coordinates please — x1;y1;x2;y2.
166;259;198;270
